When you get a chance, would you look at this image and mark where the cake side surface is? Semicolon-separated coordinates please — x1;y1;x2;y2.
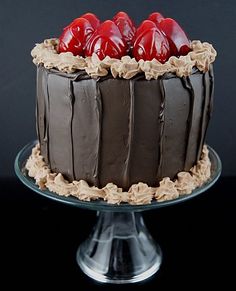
36;64;214;189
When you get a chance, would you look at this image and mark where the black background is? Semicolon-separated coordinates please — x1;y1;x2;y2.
0;1;235;289
0;0;236;177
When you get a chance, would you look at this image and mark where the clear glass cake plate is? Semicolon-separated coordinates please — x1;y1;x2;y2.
15;141;222;284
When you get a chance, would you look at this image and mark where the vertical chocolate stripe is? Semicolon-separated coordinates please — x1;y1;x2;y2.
35;97;39;137
47;74;75;180
36;66;46;160
161;77;190;178
208;65;215;119
196;72;210;160
40;67;50;165
36;67;41;143
129;78;161;187
94;80;102;186
123;80;135;189
182;76;195;170
45;70;50;166
99;79;131;188
157;76;165;178
72;79;102;186
197;65;214;159
69;80;75;180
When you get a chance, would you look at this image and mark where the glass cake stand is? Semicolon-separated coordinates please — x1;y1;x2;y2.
14;141;221;284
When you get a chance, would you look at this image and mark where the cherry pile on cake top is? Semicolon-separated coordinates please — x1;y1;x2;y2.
58;12;190;63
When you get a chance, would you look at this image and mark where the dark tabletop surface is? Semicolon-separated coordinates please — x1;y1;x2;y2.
1;177;235;289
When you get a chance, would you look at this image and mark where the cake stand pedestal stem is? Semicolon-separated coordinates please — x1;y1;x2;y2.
76;211;162;284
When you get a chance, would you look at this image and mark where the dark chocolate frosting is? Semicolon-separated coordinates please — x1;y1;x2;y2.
36;65;214;190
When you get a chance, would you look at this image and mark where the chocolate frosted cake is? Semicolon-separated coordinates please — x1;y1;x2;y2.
27;12;217;204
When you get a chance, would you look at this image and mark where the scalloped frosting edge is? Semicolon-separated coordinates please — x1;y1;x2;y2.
31;38;217;80
25;144;211;205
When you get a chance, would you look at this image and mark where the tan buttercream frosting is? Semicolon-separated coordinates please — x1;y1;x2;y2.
31;39;216;79
25;144;211;205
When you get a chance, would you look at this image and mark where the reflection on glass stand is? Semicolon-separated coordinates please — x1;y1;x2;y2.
77;211;162;283
15;141;221;284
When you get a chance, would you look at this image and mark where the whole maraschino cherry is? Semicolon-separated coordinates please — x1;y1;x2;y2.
158;18;191;56
113;11;136;48
85;20;128;60
132;20;170;63
58;13;100;56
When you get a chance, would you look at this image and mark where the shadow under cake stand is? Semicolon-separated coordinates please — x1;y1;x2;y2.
15;141;222;284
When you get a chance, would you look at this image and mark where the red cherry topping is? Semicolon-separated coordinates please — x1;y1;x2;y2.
159;18;190;56
135;20;157;38
113;11;136;48
80;13;100;29
85;20;128;60
113;11;134;23
132;20;170;63
58;18;94;56
148;12;164;25
58;12;191;62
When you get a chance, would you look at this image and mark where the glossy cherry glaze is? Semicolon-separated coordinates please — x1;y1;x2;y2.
58;18;95;56
133;20;170;62
148;12;164;25
85;20;128;60
113;11;136;48
159;18;190;56
80;13;100;29
58;12;191;61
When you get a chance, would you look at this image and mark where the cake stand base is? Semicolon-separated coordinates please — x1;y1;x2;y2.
76;211;162;284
